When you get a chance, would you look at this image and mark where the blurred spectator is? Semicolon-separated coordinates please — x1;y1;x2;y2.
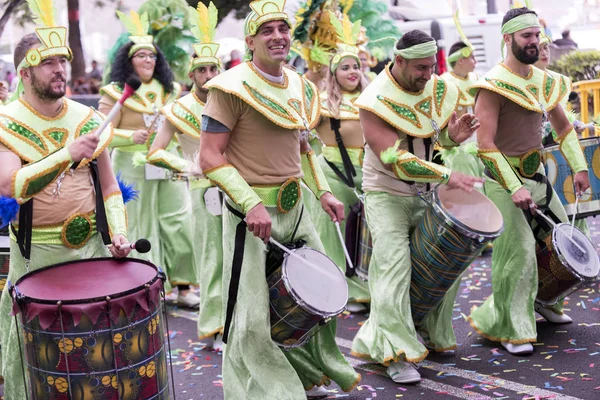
4;71;14;87
554;29;578;48
87;60;103;81
539;18;552;41
225;49;242;70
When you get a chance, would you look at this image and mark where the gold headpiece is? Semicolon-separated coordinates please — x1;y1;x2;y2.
189;2;221;71
116;10;155;57
245;0;291;37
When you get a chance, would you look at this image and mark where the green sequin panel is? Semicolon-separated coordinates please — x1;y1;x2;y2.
379;96;419;124
545;74;555;99
79;118;100;136
279;180;300;212
400;160;440;178
48;131;65;143
65;216;92;247
560;78;567;96
528;86;538;97
304;81;314;113
521;152;541;176
480;158;510;193
435;79;446;110
173;103;200;130
147;92;156;102
0;117;45;151
486;78;528;99
243;82;290;117
147;131;158;147
24;166;62;196
153;161;173;171
417;99;432;116
289;99;302;116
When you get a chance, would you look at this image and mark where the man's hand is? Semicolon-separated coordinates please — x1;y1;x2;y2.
574;170;590;196
246;203;272;243
68;134;100;162
446;172;484;192
512;187;536;212
320;192;345;223
132;129;150;144
109;234;131;258
448;112;480;144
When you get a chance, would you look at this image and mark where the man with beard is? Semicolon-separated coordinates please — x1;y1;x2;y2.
200;1;360;398
0;3;130;397
468;7;589;355
148;1;224;351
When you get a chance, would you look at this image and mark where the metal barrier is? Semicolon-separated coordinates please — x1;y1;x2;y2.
572;79;600;137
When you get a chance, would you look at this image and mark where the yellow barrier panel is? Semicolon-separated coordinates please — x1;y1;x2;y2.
572;79;600;137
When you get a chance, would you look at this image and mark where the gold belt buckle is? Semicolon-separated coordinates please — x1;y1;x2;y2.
519;150;541;178
61;213;93;249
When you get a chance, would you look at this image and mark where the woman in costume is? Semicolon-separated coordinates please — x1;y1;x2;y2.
310;11;371;312
99;11;199;307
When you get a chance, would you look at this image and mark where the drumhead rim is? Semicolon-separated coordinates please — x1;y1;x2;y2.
12;257;162;305
433;186;504;238
552;223;599;278
281;247;348;317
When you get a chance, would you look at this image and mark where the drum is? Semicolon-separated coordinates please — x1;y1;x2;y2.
410;185;504;326
344;201;372;281
543;136;600;218
536;223;599;306
267;247;348;348
0;227;9;296
9;258;169;400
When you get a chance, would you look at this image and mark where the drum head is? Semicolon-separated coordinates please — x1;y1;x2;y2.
283;248;348;316
0;233;9;253
437;186;504;235
15;258;158;302
555;224;600;278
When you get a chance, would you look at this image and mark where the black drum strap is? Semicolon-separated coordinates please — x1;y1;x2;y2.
222;201;247;344
12;199;33;260
89;160;112;245
324;118;356;188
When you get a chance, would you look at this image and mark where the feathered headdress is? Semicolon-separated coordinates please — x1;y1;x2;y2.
447;8;474;65
328;10;362;72
116;10;155;57
189;2;221;71
10;0;72;101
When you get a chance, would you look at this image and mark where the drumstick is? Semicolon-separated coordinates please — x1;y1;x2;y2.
534;209;586;254
334;221;354;271
117;238;151;253
570;195;580;238
268;238;340;280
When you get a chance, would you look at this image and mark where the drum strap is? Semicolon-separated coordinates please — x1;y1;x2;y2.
89;160;112;246
222;201;247;344
324;118;356;188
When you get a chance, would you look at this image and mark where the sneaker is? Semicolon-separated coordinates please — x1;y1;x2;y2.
177;291;200;308
305;385;328;399
346;302;368;313
534;303;572;324
209;333;224;352
501;341;534;355
387;360;421;383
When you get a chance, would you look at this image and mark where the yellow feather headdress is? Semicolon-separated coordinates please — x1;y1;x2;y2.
328;10;362;72
116;10;155;57
189;2;221;71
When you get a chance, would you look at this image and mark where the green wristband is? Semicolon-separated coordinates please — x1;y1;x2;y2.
557;127;588;173
478;149;523;194
301;150;331;199
104;192;128;238
147;148;188;172
205;164;262;214
110;128;135;147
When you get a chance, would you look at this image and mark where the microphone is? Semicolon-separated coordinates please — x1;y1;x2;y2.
118;238;151;253
71;75;142;170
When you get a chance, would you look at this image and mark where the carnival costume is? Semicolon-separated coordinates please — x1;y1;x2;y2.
201;1;360;398
468;13;588;343
0;2;127;397
308;11;370;305
349;40;466;365
99;11;195;293
147;2;224;340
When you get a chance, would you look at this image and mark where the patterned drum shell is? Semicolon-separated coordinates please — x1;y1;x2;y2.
543;137;600;218
10;258;169;400
0;230;8;297
410;186;504;326
356;203;372;281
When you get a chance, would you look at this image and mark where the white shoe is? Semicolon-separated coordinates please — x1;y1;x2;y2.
305;385;328;399
346;302;368;313
501;341;534;355
177;291;200;308
534;303;572;324
209;333;224;352
387;360;421;383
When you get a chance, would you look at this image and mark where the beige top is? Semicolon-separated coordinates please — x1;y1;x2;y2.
202;89;302;185
98;95;146;131
315;117;364;148
176;126;200;160
491;92;543;156
362;130;433;197
1;140;96;226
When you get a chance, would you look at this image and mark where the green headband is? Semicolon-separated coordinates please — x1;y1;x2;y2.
393;40;437;59
330;45;361;73
447;46;473;64
501;13;540;35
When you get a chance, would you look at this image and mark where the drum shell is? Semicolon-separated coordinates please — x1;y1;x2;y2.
356;203;372;281
11;258;169;400
0;231;9;300
410;188;503;326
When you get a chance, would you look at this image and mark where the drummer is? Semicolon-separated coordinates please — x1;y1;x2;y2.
148;2;224;350
349;29;482;383
0;5;131;398
468;7;589;354
199;0;360;398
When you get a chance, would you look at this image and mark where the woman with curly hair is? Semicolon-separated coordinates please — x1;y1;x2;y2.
99;12;199;307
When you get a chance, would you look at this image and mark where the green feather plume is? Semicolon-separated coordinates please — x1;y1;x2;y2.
380;140;402;164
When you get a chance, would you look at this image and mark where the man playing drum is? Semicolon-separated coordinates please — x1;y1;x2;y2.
199;1;360;398
0;1;131;397
349;30;482;383
148;1;225;351
469;7;590;354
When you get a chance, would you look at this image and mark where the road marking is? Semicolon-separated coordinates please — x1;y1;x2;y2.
336;337;584;400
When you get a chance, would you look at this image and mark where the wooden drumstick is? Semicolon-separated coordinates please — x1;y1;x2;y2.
570;195;580;239
334;221;354;272
268;237;340;280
